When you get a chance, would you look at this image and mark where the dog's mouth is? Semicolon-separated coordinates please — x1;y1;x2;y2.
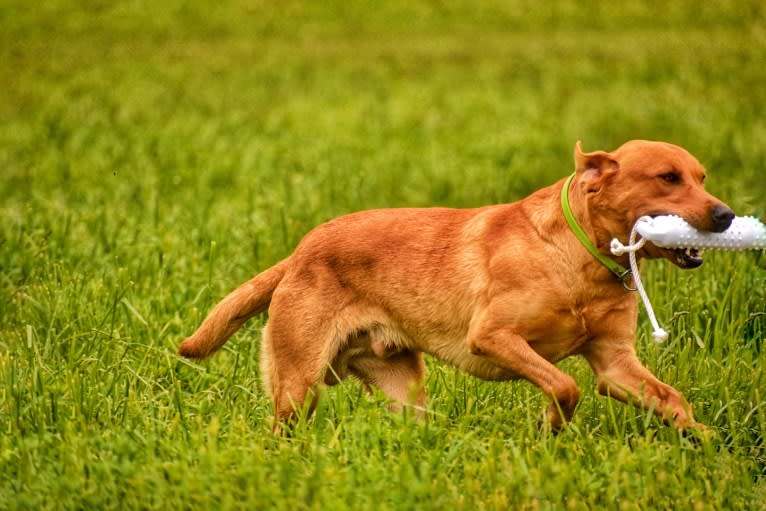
643;213;704;269
666;247;704;269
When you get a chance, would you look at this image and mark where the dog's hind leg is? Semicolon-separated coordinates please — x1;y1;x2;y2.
349;350;426;416
259;295;343;432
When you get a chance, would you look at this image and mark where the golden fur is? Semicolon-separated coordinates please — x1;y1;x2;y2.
179;140;734;431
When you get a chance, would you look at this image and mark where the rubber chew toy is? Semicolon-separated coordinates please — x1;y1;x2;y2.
634;215;766;250
611;215;766;343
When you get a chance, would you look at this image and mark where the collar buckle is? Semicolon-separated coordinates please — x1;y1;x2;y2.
618;269;636;291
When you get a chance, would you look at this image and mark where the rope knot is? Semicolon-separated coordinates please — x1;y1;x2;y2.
610;237;645;256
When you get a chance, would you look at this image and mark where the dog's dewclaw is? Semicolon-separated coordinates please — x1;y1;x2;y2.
635;215;766;250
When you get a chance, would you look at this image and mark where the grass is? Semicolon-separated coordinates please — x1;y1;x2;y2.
1;1;766;509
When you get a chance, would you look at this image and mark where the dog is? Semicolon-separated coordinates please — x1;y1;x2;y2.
179;140;735;431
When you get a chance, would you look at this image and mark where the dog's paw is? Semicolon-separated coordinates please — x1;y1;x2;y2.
538;406;568;434
678;422;716;446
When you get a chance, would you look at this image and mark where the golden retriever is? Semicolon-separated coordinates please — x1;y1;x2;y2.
179;140;734;431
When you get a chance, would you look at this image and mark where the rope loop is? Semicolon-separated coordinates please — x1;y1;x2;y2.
611;225;668;343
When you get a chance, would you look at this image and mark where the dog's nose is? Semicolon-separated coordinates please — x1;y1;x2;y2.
710;204;735;232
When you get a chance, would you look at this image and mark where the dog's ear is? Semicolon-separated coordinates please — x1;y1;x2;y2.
574;141;618;174
573;141;618;193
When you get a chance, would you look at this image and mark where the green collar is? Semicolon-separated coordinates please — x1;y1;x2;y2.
560;173;631;282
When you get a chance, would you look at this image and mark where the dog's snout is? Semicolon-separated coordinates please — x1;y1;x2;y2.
710;204;735;232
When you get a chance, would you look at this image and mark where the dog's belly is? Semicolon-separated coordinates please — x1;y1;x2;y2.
333;321;517;381
420;332;588;381
436;344;519;381
329;300;587;381
406;334;516;381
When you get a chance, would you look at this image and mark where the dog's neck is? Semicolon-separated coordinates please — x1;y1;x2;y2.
561;173;632;283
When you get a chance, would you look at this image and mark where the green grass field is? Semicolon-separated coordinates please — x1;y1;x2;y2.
2;1;766;509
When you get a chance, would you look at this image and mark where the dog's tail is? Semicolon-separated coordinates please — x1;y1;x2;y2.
178;258;291;359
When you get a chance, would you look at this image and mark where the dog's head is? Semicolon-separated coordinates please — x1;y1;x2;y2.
574;140;734;269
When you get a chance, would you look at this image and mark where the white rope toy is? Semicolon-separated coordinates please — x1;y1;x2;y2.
610;215;766;343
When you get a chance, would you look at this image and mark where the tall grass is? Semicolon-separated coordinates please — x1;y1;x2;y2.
1;1;765;509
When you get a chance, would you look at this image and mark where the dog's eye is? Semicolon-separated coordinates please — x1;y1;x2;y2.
659;172;680;184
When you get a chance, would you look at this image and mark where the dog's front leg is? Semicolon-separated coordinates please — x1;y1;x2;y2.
583;343;698;429
467;326;580;431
